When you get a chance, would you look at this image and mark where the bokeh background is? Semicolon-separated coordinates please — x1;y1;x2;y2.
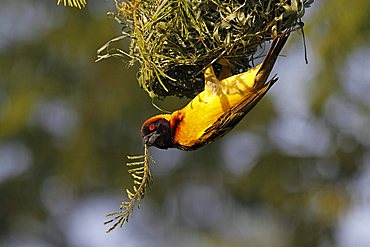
1;0;370;246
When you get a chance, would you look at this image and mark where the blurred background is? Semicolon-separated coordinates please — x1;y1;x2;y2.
1;0;370;246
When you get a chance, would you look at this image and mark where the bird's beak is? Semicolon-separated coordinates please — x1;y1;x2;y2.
143;132;160;147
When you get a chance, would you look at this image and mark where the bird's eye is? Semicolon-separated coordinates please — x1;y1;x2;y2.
149;124;155;131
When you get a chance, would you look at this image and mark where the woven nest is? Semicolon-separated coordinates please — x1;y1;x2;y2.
99;0;313;99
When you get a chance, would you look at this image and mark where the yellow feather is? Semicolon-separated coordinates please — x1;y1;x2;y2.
172;65;260;147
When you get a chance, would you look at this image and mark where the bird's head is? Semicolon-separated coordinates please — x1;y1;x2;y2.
141;115;173;149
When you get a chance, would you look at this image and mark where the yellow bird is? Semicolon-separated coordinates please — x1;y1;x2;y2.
141;32;290;150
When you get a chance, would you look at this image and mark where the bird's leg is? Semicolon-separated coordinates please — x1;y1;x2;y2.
216;58;242;94
204;65;222;96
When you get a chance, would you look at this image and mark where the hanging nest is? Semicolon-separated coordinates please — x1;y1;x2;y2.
98;0;313;99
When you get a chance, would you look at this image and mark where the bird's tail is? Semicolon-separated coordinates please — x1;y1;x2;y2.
254;32;290;88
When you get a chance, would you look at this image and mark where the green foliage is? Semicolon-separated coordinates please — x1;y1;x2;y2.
98;0;313;99
104;145;155;232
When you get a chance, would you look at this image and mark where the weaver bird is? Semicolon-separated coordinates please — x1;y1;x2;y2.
141;32;289;151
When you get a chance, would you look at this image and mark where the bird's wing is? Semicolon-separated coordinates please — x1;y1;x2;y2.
200;77;277;144
198;32;289;144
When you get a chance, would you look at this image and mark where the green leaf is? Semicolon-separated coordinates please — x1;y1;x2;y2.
104;144;155;232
